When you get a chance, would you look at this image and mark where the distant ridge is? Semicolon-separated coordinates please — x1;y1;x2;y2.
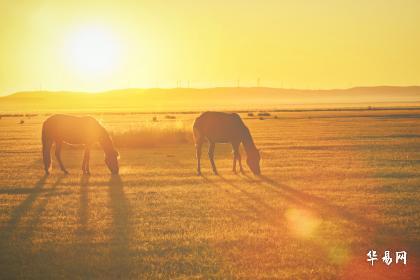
1;86;420;113
3;85;420;98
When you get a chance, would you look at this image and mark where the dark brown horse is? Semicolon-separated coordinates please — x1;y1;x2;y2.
193;112;261;175
42;114;119;175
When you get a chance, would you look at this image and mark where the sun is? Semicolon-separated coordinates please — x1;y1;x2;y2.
66;26;121;77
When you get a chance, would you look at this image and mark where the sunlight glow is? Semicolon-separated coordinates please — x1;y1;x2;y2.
1;1;420;94
285;208;320;239
66;26;122;78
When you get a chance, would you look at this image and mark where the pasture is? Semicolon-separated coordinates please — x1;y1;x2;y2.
0;110;419;279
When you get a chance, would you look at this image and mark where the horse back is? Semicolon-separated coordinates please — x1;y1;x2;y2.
193;112;246;143
43;114;103;144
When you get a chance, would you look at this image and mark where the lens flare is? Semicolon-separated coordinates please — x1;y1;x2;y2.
285;208;320;239
328;245;350;265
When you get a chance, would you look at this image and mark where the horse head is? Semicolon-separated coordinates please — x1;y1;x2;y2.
246;148;261;175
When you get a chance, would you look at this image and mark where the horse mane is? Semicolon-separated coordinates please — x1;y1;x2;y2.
98;124;117;156
231;114;257;154
241;125;258;154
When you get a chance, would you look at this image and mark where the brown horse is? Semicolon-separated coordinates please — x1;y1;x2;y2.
193;111;261;175
42;114;119;175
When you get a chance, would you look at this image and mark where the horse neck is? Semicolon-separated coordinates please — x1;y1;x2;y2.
98;129;115;155
241;127;257;155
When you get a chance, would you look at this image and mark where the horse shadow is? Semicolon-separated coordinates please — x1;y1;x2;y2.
214;171;385;235
215;173;414;252
254;175;379;230
219;175;277;213
0;174;65;244
257;174;420;252
202;175;267;222
107;174;132;277
77;174;90;238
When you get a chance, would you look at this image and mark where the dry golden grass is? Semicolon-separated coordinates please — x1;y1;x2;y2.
110;120;192;148
0;110;419;279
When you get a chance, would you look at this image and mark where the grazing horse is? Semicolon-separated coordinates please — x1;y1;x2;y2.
193;111;261;175
42;114;119;175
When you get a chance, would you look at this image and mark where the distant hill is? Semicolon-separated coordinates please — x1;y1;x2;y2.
1;86;420;113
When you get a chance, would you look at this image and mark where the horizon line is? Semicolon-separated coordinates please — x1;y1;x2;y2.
2;84;420;97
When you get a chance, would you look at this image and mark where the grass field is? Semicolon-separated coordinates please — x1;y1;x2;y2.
0;110;419;279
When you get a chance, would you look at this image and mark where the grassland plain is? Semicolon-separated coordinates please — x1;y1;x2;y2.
0;110;419;279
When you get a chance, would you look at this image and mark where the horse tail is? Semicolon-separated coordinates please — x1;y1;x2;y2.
42;122;52;174
192;118;203;145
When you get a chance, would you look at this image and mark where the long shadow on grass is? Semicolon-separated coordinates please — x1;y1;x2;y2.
108;175;132;278
72;175;96;278
242;174;420;257
78;175;90;238
205;174;292;229
0;175;64;277
202;175;267;222
19;175;65;240
208;175;330;271
0;175;65;240
0;175;55;243
219;175;277;213
0;188;50;195
254;175;379;231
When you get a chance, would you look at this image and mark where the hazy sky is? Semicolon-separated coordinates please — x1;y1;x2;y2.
0;0;419;95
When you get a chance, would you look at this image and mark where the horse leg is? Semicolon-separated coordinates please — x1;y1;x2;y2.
82;146;91;175
237;150;244;173
208;142;218;175
232;143;242;173
55;142;68;174
232;154;237;173
85;147;91;175
195;141;203;175
232;143;238;173
43;139;53;175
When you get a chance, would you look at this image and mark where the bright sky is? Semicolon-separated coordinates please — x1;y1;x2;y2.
0;0;419;95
